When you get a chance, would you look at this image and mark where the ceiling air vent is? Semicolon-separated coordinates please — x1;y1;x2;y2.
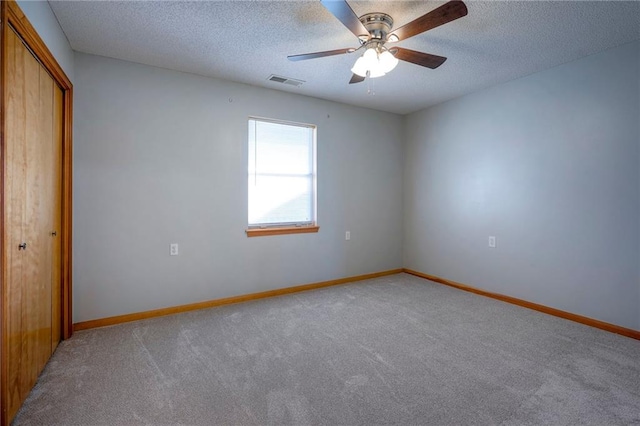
267;75;305;87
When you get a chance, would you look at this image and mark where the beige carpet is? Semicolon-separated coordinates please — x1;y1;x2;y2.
13;273;640;425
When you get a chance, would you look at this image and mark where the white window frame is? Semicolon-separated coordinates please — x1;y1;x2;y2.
246;117;318;237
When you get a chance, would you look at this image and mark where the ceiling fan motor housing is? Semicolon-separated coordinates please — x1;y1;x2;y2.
359;13;393;42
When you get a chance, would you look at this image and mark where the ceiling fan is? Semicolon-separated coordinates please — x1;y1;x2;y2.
288;0;468;84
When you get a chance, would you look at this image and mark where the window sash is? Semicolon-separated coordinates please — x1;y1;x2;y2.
248;117;316;228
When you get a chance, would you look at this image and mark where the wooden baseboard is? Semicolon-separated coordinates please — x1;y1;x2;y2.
73;269;403;331
74;267;640;341
403;268;640;341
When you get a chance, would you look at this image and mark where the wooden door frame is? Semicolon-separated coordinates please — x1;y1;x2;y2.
0;1;73;424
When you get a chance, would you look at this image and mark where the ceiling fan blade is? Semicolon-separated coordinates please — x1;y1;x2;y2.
389;1;467;42
288;48;354;61
392;48;447;69
321;0;369;39
349;74;365;84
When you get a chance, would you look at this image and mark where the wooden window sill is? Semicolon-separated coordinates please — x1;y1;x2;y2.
246;225;319;237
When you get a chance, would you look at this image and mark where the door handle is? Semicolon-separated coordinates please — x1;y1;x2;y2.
51;231;57;236
19;243;27;250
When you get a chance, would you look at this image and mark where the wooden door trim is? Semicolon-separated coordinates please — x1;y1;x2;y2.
1;1;73;424
3;2;72;89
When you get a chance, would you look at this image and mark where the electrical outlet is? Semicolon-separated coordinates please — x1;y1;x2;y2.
488;236;496;248
345;231;351;241
170;243;179;256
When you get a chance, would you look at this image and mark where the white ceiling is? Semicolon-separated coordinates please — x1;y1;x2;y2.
49;1;640;115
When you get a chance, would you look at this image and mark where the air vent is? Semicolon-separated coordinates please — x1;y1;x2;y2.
267;75;305;87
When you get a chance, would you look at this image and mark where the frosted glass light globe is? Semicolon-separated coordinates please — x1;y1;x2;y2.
379;50;399;73
351;56;368;77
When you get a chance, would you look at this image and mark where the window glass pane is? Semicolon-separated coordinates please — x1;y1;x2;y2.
253;121;312;175
249;175;313;224
248;118;316;227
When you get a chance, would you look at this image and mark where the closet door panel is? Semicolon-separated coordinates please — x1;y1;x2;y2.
4;27;28;420
22;26;47;395
4;27;56;421
51;84;64;352
30;63;55;372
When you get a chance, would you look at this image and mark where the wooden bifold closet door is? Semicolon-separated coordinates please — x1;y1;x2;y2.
3;26;63;422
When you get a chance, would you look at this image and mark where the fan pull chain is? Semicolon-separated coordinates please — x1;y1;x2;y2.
367;73;375;96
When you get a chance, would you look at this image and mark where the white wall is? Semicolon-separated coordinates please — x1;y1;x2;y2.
404;41;640;330
73;53;404;323
17;0;74;81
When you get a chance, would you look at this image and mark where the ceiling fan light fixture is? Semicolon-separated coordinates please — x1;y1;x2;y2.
362;47;378;66
379;50;399;73
351;46;397;79
351;47;377;77
351;56;369;77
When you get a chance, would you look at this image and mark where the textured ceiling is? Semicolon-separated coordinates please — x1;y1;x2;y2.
49;1;640;115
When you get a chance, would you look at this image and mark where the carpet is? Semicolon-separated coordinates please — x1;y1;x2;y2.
12;273;640;425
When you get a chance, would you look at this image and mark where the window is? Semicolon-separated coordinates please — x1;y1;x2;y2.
246;118;318;237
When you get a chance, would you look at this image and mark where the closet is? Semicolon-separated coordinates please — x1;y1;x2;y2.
1;1;73;425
